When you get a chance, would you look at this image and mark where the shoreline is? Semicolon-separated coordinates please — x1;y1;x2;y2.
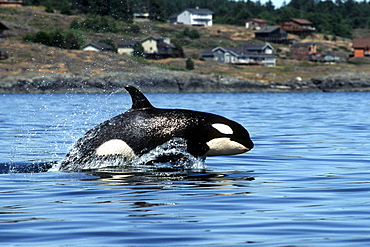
1;69;370;94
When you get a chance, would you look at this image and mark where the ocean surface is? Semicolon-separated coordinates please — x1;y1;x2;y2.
1;92;370;246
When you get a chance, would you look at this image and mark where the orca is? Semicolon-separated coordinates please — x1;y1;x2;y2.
59;85;254;171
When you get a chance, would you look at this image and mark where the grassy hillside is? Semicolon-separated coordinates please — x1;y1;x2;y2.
1;6;370;84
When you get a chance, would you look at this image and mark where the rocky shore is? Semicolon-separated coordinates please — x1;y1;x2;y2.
1;67;370;94
1;39;370;94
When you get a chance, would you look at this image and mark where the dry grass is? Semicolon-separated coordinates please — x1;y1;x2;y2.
1;7;370;83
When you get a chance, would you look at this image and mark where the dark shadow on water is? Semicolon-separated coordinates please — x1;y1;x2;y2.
88;167;255;185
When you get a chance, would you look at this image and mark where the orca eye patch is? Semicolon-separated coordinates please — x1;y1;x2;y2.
212;123;233;135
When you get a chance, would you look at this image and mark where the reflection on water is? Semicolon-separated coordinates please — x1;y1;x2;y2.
90;168;254;186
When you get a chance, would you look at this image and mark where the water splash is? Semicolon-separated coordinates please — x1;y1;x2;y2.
51;138;207;172
0;161;56;174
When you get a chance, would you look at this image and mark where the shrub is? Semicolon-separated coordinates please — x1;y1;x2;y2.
128;24;141;34
183;27;200;39
70;15;120;33
186;58;194;70
23;29;84;49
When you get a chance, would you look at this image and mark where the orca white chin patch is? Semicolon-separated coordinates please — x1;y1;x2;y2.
205;138;249;156
212;123;233;135
96;139;137;161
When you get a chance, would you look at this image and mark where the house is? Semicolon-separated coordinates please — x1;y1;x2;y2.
246;18;267;30
254;26;289;44
141;36;161;55
0;0;23;7
156;42;179;58
142;37;179;59
352;38;370;57
169;7;213;26
318;51;344;63
290;42;319;60
82;43;114;52
118;37;180;59
133;7;150;22
202;43;276;66
117;39;138;55
0;51;9;60
200;48;214;61
279;19;315;36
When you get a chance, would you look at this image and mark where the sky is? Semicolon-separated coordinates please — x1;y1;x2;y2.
259;0;363;9
259;0;286;8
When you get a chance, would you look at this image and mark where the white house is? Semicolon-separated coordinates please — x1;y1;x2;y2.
118;37;179;58
170;7;213;26
117;40;138;55
82;43;114;52
201;43;276;66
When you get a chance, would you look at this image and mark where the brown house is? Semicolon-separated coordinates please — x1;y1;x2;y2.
279;19;315;36
290;42;319;60
246;18;267;30
353;38;370;57
254;26;289;44
0;0;23;7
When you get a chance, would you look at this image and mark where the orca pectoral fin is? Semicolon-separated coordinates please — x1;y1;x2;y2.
125;85;154;110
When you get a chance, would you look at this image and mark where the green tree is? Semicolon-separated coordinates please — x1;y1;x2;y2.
23;29;84;49
99;38;118;52
172;39;185;58
186;58;194;70
183;28;200;39
132;41;144;57
70;15;120;33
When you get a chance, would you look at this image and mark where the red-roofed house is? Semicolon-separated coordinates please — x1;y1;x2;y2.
353;38;370;57
0;0;23;7
279;19;315;36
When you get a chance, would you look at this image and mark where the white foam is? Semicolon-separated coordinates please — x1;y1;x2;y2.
56;137;207;172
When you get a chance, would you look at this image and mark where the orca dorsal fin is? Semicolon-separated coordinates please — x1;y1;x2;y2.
125;85;155;110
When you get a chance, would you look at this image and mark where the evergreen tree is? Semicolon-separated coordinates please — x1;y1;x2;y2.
186;58;194;70
132;42;144;57
23;0;370;39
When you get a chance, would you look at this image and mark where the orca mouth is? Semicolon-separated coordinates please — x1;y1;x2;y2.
234;139;253;152
245;139;254;151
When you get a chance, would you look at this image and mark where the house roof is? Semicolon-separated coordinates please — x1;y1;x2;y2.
0;21;9;30
118;39;139;48
0;0;23;5
247;18;267;23
82;42;113;51
141;36;162;42
254;26;281;34
244;43;273;50
353;38;370;48
291;42;316;47
290;19;313;25
212;43;274;57
157;42;175;49
201;49;214;57
186;8;213;15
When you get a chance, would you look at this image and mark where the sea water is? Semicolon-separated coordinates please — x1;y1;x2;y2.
1;92;370;246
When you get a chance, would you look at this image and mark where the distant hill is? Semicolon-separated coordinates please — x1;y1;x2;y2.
1;6;370;93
